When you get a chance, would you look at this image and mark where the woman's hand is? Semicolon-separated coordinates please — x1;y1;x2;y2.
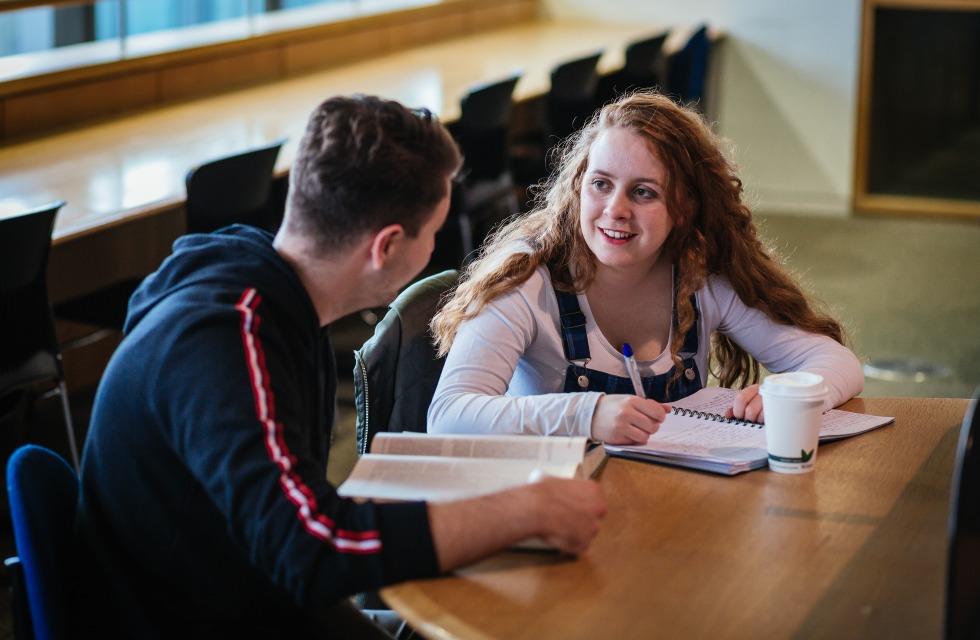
590;395;670;444
727;383;765;423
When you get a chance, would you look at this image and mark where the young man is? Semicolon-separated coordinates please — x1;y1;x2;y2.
73;95;605;636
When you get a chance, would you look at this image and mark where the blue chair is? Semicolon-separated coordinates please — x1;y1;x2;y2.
6;445;79;640
946;388;980;639
665;24;711;108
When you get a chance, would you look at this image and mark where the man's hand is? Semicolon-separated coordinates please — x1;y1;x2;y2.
726;383;765;423
528;478;606;555
590;395;670;444
428;478;606;571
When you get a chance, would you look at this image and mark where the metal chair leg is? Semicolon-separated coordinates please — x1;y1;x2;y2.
55;381;80;470
5;557;32;640
458;211;475;258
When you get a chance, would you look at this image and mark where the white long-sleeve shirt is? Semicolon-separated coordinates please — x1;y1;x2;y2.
428;266;864;437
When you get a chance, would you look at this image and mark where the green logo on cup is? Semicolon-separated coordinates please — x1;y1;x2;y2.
768;450;816;464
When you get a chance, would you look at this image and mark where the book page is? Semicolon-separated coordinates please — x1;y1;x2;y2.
370;433;588;465
337;455;579;502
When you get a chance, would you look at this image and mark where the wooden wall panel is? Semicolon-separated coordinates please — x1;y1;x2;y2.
4;73;157;137
386;13;468;50
46;204;185;303
283;29;387;75
160;49;281;102
467;1;537;31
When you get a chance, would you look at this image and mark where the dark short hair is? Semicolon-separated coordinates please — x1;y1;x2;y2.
286;94;462;252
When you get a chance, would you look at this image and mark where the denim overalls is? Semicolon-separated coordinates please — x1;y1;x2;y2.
555;287;703;402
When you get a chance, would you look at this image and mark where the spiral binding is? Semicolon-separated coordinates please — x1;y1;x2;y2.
670;407;763;428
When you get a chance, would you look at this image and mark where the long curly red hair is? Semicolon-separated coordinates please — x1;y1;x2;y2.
432;90;844;388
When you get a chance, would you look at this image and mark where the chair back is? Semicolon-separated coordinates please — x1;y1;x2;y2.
547;51;603;141
184;139;284;234
947;388;980;639
6;445;80;640
353;270;459;455
0;203;64;390
623;33;668;86
596;33;668;105
454;74;520;181
665;25;711;105
0;202;61;294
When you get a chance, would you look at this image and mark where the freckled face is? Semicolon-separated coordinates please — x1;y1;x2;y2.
579;127;674;273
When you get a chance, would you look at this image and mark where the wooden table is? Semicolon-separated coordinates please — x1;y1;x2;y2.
0;19;672;303
381;397;969;639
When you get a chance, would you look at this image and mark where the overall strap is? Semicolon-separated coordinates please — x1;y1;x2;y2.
554;290;591;362
677;293;701;357
672;267;701;358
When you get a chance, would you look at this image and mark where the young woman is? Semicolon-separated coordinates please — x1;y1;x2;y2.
428;90;863;445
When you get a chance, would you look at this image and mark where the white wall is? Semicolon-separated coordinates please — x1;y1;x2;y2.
542;0;863;216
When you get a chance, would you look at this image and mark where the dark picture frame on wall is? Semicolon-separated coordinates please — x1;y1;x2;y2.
854;0;980;220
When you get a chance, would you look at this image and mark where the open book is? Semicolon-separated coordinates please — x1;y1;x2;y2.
603;387;894;475
337;433;604;503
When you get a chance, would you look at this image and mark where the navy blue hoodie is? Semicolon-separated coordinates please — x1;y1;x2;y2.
74;226;437;636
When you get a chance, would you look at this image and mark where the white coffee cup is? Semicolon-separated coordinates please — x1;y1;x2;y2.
759;372;827;474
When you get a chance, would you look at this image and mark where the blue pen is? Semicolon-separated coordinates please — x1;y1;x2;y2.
621;343;646;399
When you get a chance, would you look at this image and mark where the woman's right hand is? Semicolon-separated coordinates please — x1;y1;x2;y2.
590;394;670;444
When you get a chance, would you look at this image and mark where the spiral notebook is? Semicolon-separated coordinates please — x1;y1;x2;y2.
603;387;894;475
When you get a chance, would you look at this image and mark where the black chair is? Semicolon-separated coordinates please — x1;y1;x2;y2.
185;138;285;234
598;32;669;104
546;50;604;142
353;270;459;456
440;75;521;267
946;388;980;640
665;24;711;108
5;444;79;640
511;51;604;192
0;202;80;469
451;75;521;183
55;139;286;330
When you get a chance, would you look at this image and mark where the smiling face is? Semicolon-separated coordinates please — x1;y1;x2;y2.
579;126;675;274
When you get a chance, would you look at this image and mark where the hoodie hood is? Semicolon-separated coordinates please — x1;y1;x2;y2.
125;225;315;335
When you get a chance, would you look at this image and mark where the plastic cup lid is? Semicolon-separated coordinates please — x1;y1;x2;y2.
759;372;827;399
